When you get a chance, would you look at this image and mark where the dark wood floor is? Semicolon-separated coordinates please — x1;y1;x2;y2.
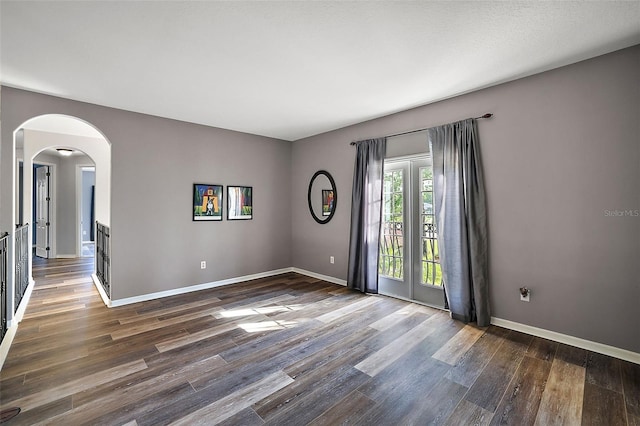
1;257;638;425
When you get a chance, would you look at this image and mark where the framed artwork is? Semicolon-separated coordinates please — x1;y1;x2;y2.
193;184;223;221
228;185;253;220
322;189;334;216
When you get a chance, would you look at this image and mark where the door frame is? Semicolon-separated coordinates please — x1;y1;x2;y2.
34;164;50;258
378;154;445;309
29;160;57;259
76;164;96;257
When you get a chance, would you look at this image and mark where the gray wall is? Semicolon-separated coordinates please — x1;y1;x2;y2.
292;45;640;353
82;169;95;241
1;88;292;300
1;46;637;353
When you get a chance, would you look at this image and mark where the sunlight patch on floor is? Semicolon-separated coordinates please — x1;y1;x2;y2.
238;320;298;333
219;304;306;318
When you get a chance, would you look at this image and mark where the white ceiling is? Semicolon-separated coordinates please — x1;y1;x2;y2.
2;1;639;141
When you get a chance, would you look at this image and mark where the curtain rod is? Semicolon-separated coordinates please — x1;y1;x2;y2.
349;113;493;145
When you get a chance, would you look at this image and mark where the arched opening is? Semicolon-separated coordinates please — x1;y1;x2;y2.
11;114;112;317
28;148;96;260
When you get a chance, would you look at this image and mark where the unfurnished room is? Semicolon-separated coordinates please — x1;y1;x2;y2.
0;1;639;425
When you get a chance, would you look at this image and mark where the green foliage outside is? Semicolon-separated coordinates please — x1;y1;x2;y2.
379;166;443;286
422;237;443;286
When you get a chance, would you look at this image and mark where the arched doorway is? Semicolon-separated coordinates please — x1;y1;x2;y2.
29;148;96;260
12;114;112;316
1;114;113;368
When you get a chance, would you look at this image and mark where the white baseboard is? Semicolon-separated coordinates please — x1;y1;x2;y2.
56;254;76;259
108;268;295;307
13;278;35;323
92;273;112;308
491;317;640;365
0;277;35;370
96;267;346;308
0;322;18;370
292;268;347;287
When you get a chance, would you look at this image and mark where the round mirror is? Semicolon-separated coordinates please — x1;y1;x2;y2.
308;170;337;224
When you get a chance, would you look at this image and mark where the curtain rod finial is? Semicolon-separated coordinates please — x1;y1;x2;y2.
473;113;493;120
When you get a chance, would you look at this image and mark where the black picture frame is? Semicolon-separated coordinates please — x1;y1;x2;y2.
193;183;223;221
227;185;253;220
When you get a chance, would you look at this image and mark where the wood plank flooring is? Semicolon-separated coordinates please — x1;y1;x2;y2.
1;257;638;425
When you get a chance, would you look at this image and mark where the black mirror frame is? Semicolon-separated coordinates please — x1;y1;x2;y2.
308;170;337;224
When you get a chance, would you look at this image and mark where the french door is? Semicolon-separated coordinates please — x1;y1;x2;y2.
378;157;444;308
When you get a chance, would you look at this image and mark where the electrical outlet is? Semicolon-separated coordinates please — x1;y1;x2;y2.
330;256;335;264
520;287;530;302
200;261;206;269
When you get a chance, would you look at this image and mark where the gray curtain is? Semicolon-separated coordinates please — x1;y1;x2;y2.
347;138;387;293
428;119;490;326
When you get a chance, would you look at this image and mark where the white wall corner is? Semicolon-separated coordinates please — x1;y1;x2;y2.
292;268;347;287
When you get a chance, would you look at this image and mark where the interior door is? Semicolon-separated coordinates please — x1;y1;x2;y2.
35;165;50;259
378;157;444;308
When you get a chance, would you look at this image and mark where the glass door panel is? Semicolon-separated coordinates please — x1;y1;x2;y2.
412;161;445;307
378;163;411;299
